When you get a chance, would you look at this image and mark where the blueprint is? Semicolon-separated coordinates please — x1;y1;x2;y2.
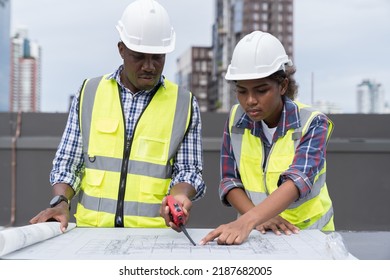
0;222;76;257
1;227;356;260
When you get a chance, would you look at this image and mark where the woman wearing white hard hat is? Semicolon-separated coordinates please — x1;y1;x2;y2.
201;31;334;245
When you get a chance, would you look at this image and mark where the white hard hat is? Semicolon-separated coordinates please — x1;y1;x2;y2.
225;31;293;80
116;0;176;54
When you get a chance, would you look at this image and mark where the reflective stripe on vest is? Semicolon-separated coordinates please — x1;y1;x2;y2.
82;154;173;179
78;189;161;218
77;75;192;227
229;102;334;230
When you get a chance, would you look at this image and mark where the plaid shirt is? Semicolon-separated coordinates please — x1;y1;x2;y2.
50;65;205;200
219;97;330;206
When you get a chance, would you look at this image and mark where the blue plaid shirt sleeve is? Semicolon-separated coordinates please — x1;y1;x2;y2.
169;96;206;201
50;87;84;192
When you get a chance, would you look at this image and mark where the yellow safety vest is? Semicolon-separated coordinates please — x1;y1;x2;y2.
76;75;192;227
229;102;335;230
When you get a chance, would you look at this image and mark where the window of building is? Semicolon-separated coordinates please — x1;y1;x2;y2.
199;92;207;99
193;48;199;57
195;61;201;72
201;61;207;72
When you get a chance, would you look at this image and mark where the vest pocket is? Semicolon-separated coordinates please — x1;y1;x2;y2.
77;169;107;227
95;118;119;133
265;155;293;193
281;196;324;226
134;136;168;163
91;118;120;156
266;155;292;173
85;169;105;187
139;177;169;204
241;154;265;192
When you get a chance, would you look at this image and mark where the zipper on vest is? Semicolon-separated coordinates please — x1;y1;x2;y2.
263;143;274;195
115;137;132;227
114;83;160;227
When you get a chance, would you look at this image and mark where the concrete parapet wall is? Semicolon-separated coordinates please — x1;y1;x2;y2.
1;112;390;230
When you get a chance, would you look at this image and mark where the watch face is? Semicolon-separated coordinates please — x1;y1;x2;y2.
50;195;67;207
50;196;60;206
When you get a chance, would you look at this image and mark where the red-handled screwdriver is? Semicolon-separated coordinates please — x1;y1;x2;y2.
166;195;196;246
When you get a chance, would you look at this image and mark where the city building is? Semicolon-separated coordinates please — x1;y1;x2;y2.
10;27;41;112
0;0;11;111
176;46;213;112
312;100;343;114
211;0;294;112
357;79;385;114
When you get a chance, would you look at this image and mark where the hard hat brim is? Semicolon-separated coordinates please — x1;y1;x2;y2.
225;60;293;81
116;24;176;54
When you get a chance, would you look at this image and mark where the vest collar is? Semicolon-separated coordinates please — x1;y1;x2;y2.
235;96;301;141
106;65;165;96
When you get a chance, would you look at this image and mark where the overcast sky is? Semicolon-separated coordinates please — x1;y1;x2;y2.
10;0;390;113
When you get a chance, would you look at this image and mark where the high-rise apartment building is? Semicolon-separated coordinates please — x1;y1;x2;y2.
357;79;385;114
10;28;41;112
0;0;11;111
176;46;213;112
211;0;294;112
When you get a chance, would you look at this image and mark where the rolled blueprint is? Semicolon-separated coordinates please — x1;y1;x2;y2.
0;222;76;257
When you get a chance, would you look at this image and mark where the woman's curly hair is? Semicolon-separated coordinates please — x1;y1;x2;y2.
268;66;298;100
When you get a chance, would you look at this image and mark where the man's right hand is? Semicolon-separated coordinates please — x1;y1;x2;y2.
29;201;70;232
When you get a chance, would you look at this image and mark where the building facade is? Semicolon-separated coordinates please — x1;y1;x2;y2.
0;0;11;111
211;0;294;112
176;46;213;112
10;28;41;112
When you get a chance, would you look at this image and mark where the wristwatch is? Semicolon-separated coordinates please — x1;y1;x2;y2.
50;195;69;208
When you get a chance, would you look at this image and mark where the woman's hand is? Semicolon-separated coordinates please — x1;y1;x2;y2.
255;215;300;235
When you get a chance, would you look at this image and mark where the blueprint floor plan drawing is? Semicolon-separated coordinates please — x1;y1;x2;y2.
1;226;357;260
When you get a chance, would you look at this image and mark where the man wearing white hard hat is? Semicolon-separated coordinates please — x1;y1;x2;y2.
30;0;205;231
201;31;334;245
